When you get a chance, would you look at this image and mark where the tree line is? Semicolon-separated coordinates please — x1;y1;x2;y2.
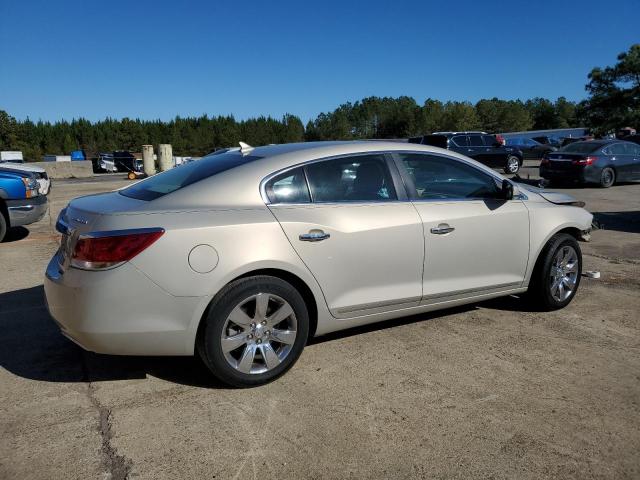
0;97;579;160
1;44;637;161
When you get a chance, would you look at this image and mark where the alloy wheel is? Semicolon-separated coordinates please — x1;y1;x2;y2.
507;157;519;173
220;293;297;374
549;245;579;302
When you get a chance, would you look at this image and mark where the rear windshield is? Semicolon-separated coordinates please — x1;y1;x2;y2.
559;142;603;154
119;150;263;201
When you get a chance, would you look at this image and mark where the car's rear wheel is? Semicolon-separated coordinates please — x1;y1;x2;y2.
527;233;582;310
504;155;520;174
198;275;309;387
599;167;615;188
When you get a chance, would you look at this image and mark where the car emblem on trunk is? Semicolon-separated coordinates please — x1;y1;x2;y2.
72;217;88;225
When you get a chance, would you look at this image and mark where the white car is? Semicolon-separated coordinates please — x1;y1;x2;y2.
0;161;51;195
45;141;593;387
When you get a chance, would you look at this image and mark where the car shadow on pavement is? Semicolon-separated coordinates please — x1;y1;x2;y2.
1;226;30;243
0;285;225;389
592;211;640;234
1;286;539;388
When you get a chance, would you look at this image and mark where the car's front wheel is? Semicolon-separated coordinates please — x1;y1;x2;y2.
198;275;309;387
528;233;582;310
504;155;521;174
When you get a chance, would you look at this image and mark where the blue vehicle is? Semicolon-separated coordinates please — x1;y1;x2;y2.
0;167;48;241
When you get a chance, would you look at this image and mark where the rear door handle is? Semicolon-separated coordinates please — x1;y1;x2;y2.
430;223;455;235
299;230;330;242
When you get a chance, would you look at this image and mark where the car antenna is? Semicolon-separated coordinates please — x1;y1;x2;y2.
239;142;254;155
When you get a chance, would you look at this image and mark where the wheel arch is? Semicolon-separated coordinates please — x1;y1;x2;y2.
526;224;584;286
195;267;319;351
0;197;8;225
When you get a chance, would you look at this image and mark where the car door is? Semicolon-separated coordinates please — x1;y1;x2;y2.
466;134;486;163
265;153;424;318
449;135;471;156
607;143;634;181
394;152;529;303
481;134;505;167
628;143;640;179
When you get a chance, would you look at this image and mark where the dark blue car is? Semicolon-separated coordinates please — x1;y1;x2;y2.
540;140;640;188
0;167;48;241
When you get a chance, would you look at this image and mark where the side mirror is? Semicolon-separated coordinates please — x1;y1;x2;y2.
502;179;514;200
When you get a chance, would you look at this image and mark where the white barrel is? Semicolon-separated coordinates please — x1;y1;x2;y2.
142;145;156;176
158;144;173;172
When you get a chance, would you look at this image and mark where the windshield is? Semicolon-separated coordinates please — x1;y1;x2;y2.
559;142;603;154
119;150;263;201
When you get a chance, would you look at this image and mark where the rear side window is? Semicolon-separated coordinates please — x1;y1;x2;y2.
120;151;263;201
482;135;497;146
265;167;310;204
399;153;501;200
451;135;468;147
305;154;396;202
468;135;483;146
608;143;627;155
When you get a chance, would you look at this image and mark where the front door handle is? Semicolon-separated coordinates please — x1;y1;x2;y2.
299;230;330;242
430;223;455;235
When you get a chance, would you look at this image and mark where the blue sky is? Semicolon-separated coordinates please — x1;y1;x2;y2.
1;0;638;123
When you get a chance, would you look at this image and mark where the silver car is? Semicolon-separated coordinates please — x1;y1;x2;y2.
45;141;593;387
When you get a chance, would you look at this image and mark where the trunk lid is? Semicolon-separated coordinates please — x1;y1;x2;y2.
546;152;586;170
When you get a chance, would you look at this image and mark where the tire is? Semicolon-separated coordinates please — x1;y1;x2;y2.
504;155;521;174
0;210;7;242
599;167;615;188
197;275;309;388
527;233;582;311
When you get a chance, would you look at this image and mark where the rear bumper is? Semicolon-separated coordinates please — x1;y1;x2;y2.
539;165;601;184
44;251;208;356
7;195;48;227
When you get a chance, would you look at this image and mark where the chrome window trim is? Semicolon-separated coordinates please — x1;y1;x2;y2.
79;227;165;239
389;150;525;202
260;151;401;206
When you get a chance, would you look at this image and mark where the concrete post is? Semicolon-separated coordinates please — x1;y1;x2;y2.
142;145;156;176
158;144;173;172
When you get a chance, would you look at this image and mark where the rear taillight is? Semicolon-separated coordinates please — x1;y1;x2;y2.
71;228;164;270
496;134;505;145
572;156;596;166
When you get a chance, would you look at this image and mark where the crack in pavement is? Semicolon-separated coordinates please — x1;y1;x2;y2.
80;351;132;480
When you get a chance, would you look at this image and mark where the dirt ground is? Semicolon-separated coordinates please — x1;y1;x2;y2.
1;166;638;479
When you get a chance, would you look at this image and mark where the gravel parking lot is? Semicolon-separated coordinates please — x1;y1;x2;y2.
1;166;639;479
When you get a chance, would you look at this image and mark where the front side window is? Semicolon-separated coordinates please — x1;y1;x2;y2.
625;143;640;155
265;167;310;204
305;154;396;202
399;153;502;200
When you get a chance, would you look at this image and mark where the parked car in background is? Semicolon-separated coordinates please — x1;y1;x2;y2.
0;167;48;241
0;161;51;195
560;136;594;148
45;141;592;387
0;151;24;163
409;132;523;174
540;140;640;188
505;137;557;159
531;135;562;147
